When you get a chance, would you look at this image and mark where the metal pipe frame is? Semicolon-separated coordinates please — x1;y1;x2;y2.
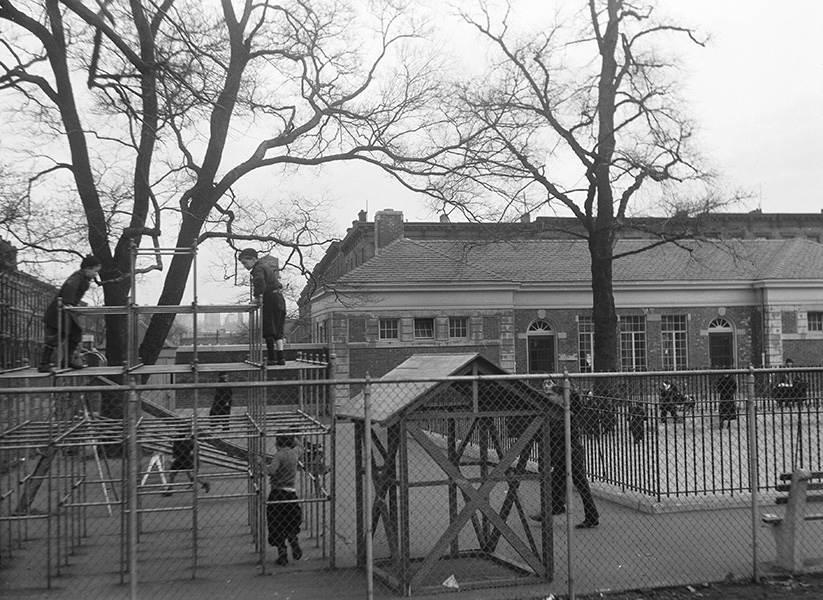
1;241;335;593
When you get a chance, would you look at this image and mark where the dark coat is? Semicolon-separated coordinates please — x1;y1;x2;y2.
210;386;233;417
716;374;738;422
43;270;91;328
250;255;282;297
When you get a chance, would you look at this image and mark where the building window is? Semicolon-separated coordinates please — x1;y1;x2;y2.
661;315;688;370
620;315;646;371
809;312;823;331
527;320;555;374
379;318;399;340
314;319;327;344
449;317;468;338
414;318;435;339
578;316;594;373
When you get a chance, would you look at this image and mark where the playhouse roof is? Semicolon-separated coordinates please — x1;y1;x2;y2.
336;353;559;425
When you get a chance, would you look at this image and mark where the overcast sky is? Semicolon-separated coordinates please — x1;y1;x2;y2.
315;0;823;227
84;0;823;306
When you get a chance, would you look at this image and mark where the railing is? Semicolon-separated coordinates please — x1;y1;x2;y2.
574;369;823;500
417;368;823;502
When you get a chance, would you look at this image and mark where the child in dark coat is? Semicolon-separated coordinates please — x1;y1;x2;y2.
628;401;646;444
38;255;101;372
716;371;738;429
209;372;233;430
238;248;286;365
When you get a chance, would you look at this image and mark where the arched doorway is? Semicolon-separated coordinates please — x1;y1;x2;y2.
527;320;555;373
708;317;735;368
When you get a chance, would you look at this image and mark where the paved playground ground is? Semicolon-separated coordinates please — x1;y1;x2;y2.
2;419;817;600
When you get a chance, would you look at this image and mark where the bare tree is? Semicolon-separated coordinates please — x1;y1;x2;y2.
0;0;440;416
408;0;734;375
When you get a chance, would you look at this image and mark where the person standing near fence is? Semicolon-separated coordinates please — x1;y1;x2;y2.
38;255;101;372
628;400;646;444
532;380;600;529
238;248;286;366
715;368;738;429
260;434;303;565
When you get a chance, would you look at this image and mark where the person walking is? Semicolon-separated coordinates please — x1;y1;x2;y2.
238;248;286;366
532;380;600;529
715;368;738;429
659;381;681;423
209;372;233;430
38;255;101;372
260;435;303;565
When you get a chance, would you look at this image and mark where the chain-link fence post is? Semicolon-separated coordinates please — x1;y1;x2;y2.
328;353;337;569
562;372;576;600
747;366;760;582
363;374;374;600
127;378;139;600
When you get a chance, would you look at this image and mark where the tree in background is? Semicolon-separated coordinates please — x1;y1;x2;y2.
409;0;736;376
0;0;440;416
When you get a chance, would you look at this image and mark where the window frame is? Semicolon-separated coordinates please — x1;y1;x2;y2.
661;314;688;370
578;316;594;373
413;317;435;339
809;311;823;332
620;315;647;371
448;316;469;339
378;318;399;340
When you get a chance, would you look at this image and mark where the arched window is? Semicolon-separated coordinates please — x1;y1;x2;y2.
527;320;555;373
708;317;735;368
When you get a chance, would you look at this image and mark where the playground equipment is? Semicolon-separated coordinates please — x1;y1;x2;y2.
0;243;335;589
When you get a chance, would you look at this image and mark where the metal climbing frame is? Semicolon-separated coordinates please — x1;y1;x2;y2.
0;242;335;592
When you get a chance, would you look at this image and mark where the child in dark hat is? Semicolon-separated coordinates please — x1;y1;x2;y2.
238;248;286;365
38;254;101;372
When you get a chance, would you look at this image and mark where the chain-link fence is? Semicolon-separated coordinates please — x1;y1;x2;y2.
2;364;822;599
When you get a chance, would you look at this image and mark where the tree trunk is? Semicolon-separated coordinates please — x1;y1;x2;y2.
589;230;618;375
99;278;130;420
589;228;619;433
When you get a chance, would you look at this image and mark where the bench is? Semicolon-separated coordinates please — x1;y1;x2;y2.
762;468;823;572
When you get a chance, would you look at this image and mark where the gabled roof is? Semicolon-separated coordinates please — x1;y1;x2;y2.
336;353;557;425
334;237;823;286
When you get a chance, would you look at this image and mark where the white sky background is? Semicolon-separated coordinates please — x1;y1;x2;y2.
33;0;823;308
275;0;823;227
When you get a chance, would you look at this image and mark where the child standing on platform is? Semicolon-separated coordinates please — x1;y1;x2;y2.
238;248;286;365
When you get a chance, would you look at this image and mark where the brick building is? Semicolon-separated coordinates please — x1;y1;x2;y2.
299;210;823;386
0;239;57;369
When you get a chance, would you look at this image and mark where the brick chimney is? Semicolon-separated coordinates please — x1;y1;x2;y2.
375;209;404;252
